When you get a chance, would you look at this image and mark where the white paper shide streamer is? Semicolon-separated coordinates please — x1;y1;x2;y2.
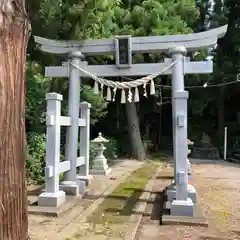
70;59;179;104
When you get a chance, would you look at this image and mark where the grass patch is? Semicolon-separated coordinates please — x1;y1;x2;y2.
87;162;157;225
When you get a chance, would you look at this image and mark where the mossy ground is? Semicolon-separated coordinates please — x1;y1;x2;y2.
87;162;157;225
67;161;158;239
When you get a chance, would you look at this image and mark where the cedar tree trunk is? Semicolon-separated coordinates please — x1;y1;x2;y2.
0;1;30;239
126;102;146;160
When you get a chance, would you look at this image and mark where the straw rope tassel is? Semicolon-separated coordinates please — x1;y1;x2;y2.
121;89;126;104
93;81;99;95
128;89;132;102
134;87;139;102
143;83;147;97
106;87;112;101
112;87;117;102
150;79;156;95
100;83;104;96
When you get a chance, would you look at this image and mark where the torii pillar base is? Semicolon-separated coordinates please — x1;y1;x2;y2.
170;198;194;217
77;175;93;186
60;180;85;196
38;191;66;207
166;179;197;203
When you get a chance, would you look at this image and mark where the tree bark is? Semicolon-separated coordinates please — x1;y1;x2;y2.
125;102;146;160
0;1;30;239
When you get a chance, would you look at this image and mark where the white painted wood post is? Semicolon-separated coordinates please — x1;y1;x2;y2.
64;51;84;184
38;93;66;207
224;127;227;160
78;102;92;185
169;46;194;216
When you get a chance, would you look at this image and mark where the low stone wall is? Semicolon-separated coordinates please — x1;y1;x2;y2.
192;147;220;159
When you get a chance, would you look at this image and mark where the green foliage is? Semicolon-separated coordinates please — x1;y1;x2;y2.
26;61;51;133
26;133;46;185
36;0;199;41
81;85;108;124
26;61;51;184
38;0;65;38
117;0;198;36
103;138;119;160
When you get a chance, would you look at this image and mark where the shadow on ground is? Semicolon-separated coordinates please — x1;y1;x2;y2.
84;187;167;222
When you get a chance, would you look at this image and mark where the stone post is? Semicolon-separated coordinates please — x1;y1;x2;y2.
61;51;84;195
187;139;197;203
169;46;194;216
38;93;66;207
77;102;92;186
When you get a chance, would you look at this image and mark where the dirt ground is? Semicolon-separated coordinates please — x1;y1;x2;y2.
136;159;240;240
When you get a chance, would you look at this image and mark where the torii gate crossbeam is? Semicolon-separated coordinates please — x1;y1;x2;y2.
34;25;227;55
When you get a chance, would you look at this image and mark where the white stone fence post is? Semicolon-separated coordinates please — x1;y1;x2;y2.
38;93;91;207
77;102;92;186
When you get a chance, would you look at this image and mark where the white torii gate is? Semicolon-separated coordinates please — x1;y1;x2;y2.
34;25;227;217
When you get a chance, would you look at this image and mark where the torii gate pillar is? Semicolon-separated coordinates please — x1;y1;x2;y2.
60;51;88;194
169;46;194;216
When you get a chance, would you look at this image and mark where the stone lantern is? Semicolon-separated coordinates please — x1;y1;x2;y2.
90;132;112;176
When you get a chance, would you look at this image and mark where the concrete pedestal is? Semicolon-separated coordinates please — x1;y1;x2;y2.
60;180;85;196
166;183;196;203
90;168;111;176
90;155;111;176
38;190;66;207
170;198;194;216
77;175;93;186
187;184;197;203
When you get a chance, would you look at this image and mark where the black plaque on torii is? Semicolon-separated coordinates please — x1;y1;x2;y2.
115;35;132;69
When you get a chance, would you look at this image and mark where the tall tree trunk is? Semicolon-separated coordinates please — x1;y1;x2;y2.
125;102;146;160
0;1;30;239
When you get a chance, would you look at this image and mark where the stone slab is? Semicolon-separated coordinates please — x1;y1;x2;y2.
162;196;208;227
28;196;83;217
162;215;208;227
157;170;174;179
124;168;160;240
90;168;112;176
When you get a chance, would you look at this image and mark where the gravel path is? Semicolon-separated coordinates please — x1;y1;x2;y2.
136;159;240;240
